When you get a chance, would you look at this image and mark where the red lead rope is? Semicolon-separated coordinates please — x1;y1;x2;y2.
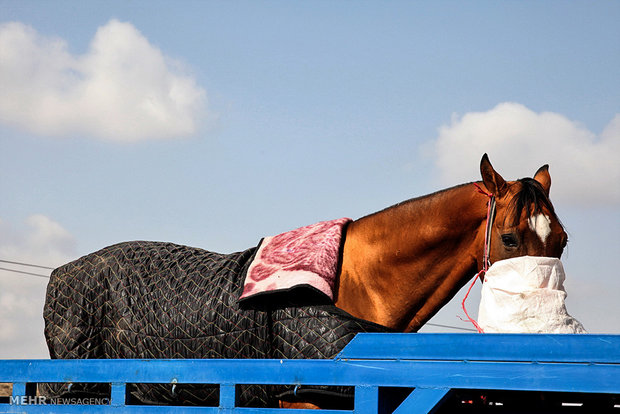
460;183;495;333
461;271;485;333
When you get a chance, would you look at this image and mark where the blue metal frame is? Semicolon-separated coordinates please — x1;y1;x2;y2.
1;333;619;413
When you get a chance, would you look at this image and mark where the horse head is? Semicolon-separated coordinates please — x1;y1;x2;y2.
479;153;568;265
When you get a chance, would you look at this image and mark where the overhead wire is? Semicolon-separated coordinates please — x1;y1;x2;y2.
0;259;55;270
0;267;50;279
0;258;54;278
424;323;476;332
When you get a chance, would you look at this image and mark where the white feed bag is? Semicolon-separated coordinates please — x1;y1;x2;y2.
478;256;587;333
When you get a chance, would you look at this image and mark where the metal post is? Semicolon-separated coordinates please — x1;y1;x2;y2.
110;382;126;406
354;385;378;414
220;384;236;408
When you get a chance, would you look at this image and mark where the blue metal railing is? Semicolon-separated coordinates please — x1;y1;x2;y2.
1;333;619;413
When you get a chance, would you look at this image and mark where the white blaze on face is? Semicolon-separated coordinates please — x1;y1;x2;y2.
528;214;552;244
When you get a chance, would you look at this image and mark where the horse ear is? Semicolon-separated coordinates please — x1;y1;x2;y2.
533;164;551;196
480;154;507;197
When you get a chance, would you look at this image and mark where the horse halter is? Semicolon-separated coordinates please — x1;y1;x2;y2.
461;183;497;333
476;183;497;273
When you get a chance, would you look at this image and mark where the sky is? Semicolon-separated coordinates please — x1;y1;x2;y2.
1;1;618;358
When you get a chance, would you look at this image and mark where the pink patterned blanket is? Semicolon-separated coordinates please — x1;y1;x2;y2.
240;218;351;301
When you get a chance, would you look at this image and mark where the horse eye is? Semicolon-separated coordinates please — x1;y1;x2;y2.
501;234;518;248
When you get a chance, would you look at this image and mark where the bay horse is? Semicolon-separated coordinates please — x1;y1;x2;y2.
43;154;567;409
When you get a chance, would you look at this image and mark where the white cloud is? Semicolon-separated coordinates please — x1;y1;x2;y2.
0;215;76;358
431;103;620;206
0;20;207;141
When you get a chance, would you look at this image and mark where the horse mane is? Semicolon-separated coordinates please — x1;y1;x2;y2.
507;178;563;228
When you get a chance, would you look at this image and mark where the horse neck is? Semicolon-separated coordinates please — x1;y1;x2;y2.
335;184;487;332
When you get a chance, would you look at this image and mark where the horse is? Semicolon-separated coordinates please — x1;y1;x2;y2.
43;154;567;409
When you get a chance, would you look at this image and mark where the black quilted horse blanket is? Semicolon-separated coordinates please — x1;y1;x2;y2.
43;240;389;407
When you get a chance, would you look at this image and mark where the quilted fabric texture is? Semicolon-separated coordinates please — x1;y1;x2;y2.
42;241;388;407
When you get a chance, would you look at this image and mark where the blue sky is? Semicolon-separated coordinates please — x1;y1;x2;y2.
1;1;619;358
